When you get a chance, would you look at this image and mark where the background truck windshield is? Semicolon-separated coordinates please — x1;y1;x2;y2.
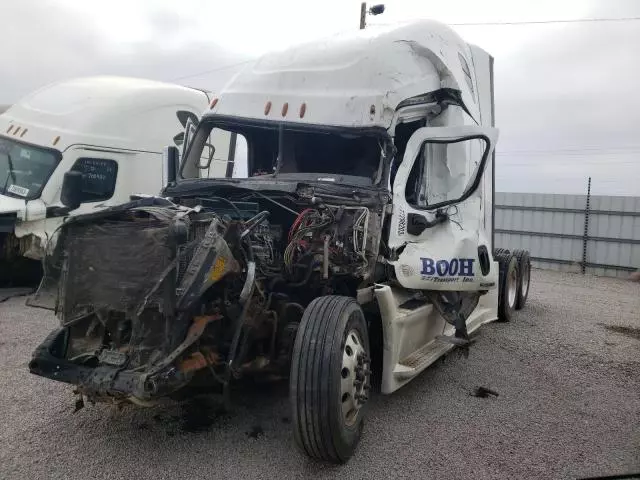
0;137;60;200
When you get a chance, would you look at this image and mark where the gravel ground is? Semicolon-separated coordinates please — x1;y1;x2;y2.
0;269;638;480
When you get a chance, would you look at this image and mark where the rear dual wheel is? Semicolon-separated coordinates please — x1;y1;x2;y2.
495;251;518;322
290;296;371;463
513;249;531;310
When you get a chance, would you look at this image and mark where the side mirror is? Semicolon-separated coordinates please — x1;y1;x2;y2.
60;171;83;211
162;146;179;185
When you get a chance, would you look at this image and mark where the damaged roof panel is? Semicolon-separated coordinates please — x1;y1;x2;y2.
211;19;479;128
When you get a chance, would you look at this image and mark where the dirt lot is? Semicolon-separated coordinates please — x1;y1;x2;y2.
0;269;638;480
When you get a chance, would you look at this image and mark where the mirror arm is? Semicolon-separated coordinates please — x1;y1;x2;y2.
426;209;449;227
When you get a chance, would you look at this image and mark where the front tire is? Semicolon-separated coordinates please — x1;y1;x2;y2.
290;296;371;463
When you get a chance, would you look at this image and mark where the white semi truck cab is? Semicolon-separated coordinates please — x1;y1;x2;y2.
0;76;233;285
27;21;531;464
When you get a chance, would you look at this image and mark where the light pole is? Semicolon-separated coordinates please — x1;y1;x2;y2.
359;3;385;29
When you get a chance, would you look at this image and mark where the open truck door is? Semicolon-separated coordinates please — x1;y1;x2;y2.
388;125;499;292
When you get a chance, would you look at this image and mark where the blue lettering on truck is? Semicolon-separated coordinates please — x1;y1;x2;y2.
420;258;475;277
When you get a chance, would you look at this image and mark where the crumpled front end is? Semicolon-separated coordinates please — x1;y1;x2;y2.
28;200;240;403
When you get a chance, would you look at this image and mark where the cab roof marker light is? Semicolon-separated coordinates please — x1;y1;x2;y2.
6;125;13;134
209;97;219;109
299;103;307;118
53;136;60;146
281;102;289;117
264;101;272;115
13;126;21;136
20;128;28;137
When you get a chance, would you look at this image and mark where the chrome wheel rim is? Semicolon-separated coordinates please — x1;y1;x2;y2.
507;266;518;308
340;329;370;426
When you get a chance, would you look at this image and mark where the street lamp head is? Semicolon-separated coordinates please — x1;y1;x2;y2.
369;4;385;15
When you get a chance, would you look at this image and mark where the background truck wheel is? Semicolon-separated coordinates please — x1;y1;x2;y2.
290;295;371;463
493;247;510;257
513;249;531;310
495;252;518;322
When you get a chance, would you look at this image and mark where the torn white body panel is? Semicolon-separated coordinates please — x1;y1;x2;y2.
391;229;497;291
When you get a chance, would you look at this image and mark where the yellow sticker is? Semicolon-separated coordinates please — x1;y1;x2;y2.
209;257;226;282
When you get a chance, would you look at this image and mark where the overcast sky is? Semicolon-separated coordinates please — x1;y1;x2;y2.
1;0;638;196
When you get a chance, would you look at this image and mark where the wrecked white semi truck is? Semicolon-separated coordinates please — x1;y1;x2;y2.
0;76;235;286
29;21;531;463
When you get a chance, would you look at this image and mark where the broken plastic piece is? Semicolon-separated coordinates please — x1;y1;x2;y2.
73;396;85;413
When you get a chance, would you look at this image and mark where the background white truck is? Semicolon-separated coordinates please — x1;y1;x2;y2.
0;76;235;286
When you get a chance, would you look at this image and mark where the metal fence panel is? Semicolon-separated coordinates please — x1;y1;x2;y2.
494;192;640;278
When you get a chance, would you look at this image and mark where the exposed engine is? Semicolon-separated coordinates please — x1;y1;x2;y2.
29;193;380;403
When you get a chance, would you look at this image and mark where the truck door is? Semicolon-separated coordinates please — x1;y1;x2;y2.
388;125;499;291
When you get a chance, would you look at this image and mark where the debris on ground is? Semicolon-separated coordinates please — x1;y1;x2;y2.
73;397;84;413
246;425;264;439
471;386;499;398
180;397;228;433
600;324;640;341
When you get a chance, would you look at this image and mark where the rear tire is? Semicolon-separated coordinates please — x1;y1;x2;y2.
495;252;518;322
290;296;371;463
513;249;531;310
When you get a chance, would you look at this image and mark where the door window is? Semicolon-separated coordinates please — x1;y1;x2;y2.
70;158;118;202
405;137;487;208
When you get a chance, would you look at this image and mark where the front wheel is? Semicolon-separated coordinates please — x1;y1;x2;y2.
290;296;371;463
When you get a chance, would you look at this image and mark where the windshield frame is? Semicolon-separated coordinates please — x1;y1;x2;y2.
0;134;62;200
178;114;391;187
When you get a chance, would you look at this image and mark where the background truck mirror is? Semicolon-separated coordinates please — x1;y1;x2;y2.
60;171;83;211
162;146;179;185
